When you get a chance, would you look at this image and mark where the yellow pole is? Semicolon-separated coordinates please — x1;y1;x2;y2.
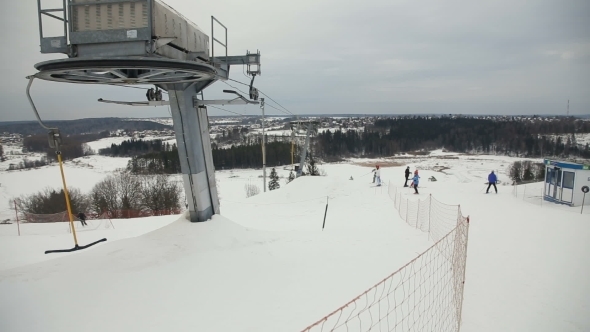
57;152;79;246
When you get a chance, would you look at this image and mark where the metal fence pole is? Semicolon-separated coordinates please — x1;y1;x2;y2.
405;199;409;222
417;199;420;224
428;194;432;234
14;200;20;236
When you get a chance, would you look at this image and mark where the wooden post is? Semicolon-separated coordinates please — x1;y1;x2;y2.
322;196;329;230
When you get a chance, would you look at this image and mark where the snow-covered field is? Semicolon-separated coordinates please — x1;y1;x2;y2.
0;146;589;332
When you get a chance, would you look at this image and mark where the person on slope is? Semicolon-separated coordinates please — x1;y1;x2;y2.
372;165;382;186
412;170;420;194
404;166;411;187
77;212;87;226
486;171;498;194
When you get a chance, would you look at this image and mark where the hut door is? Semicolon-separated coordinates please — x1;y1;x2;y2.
561;171;575;204
552;167;562;200
546;167;555;197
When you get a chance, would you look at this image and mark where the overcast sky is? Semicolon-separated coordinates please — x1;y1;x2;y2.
1;0;588;121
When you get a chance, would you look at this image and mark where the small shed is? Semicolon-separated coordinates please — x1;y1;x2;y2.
544;159;590;206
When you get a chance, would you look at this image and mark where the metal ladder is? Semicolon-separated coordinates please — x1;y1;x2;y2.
37;0;69;54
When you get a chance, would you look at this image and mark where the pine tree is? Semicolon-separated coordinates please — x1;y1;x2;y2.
269;168;280;190
287;170;295;183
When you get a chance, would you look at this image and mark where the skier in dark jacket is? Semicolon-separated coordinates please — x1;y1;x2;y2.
404;166;411;187
486;171;498;194
77;212;87;226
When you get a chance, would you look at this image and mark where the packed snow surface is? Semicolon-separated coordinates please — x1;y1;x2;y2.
0;149;589;331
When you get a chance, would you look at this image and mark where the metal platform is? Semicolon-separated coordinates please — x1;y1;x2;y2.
30;1;262;223
33;57;217;85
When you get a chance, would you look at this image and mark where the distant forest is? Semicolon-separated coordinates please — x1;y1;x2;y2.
0;117;171;136
99;139;174;157
6;116;590;172
99;138;294;173
81;117;590;173
22;131;110;161
314;117;590;159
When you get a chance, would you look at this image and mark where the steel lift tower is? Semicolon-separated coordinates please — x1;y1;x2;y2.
29;0;261;223
291;120;320;177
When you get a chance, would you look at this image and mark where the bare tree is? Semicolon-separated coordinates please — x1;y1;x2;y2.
16;187;89;215
244;183;260;198
140;174;181;215
91;175;119;215
90;172;141;217
118;172;142;213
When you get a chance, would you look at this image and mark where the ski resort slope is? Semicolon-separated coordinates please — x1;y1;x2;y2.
0;166;433;332
0;153;589;331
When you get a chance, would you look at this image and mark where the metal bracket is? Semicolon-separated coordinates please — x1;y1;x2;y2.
26;76;58;131
26;76;63;151
249;74;259;101
194;90;259;107
98;98;170;106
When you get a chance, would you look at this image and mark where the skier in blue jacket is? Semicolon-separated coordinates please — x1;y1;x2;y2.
487;171;498;194
412;170;420;194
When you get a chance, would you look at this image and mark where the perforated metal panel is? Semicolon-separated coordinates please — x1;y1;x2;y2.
71;0;149;32
69;0;209;58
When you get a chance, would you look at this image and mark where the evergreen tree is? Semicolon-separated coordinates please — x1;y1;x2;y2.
269;168;280;190
287;170;295;183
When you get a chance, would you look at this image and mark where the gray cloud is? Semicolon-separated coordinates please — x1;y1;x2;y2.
1;0;588;122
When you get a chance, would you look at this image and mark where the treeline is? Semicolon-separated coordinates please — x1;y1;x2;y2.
0;117;171;136
212;141;293;169
7;158;49;170
16;172;181;218
128;150;182;174
22;132;106;161
315;117;590;159
508;161;546;183
113;138;294;173
99;139;176;157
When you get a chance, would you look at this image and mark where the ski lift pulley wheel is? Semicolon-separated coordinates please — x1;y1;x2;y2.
32;57;217;85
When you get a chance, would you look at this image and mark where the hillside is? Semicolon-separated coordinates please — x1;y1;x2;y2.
0;147;589;331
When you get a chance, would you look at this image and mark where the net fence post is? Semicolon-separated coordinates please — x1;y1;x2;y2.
428;194;432;235
417;198;420;225
405;199;409;222
14;200;20;236
457;216;471;332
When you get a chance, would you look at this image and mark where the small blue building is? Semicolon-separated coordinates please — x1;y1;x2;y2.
544;159;590;206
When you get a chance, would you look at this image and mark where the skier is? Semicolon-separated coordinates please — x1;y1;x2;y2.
412;170;420;194
372;165;382;186
404;166;411;187
77;212;87;226
486;171;498;194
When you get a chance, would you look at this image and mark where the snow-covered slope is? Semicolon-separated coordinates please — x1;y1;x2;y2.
0;149;589;331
